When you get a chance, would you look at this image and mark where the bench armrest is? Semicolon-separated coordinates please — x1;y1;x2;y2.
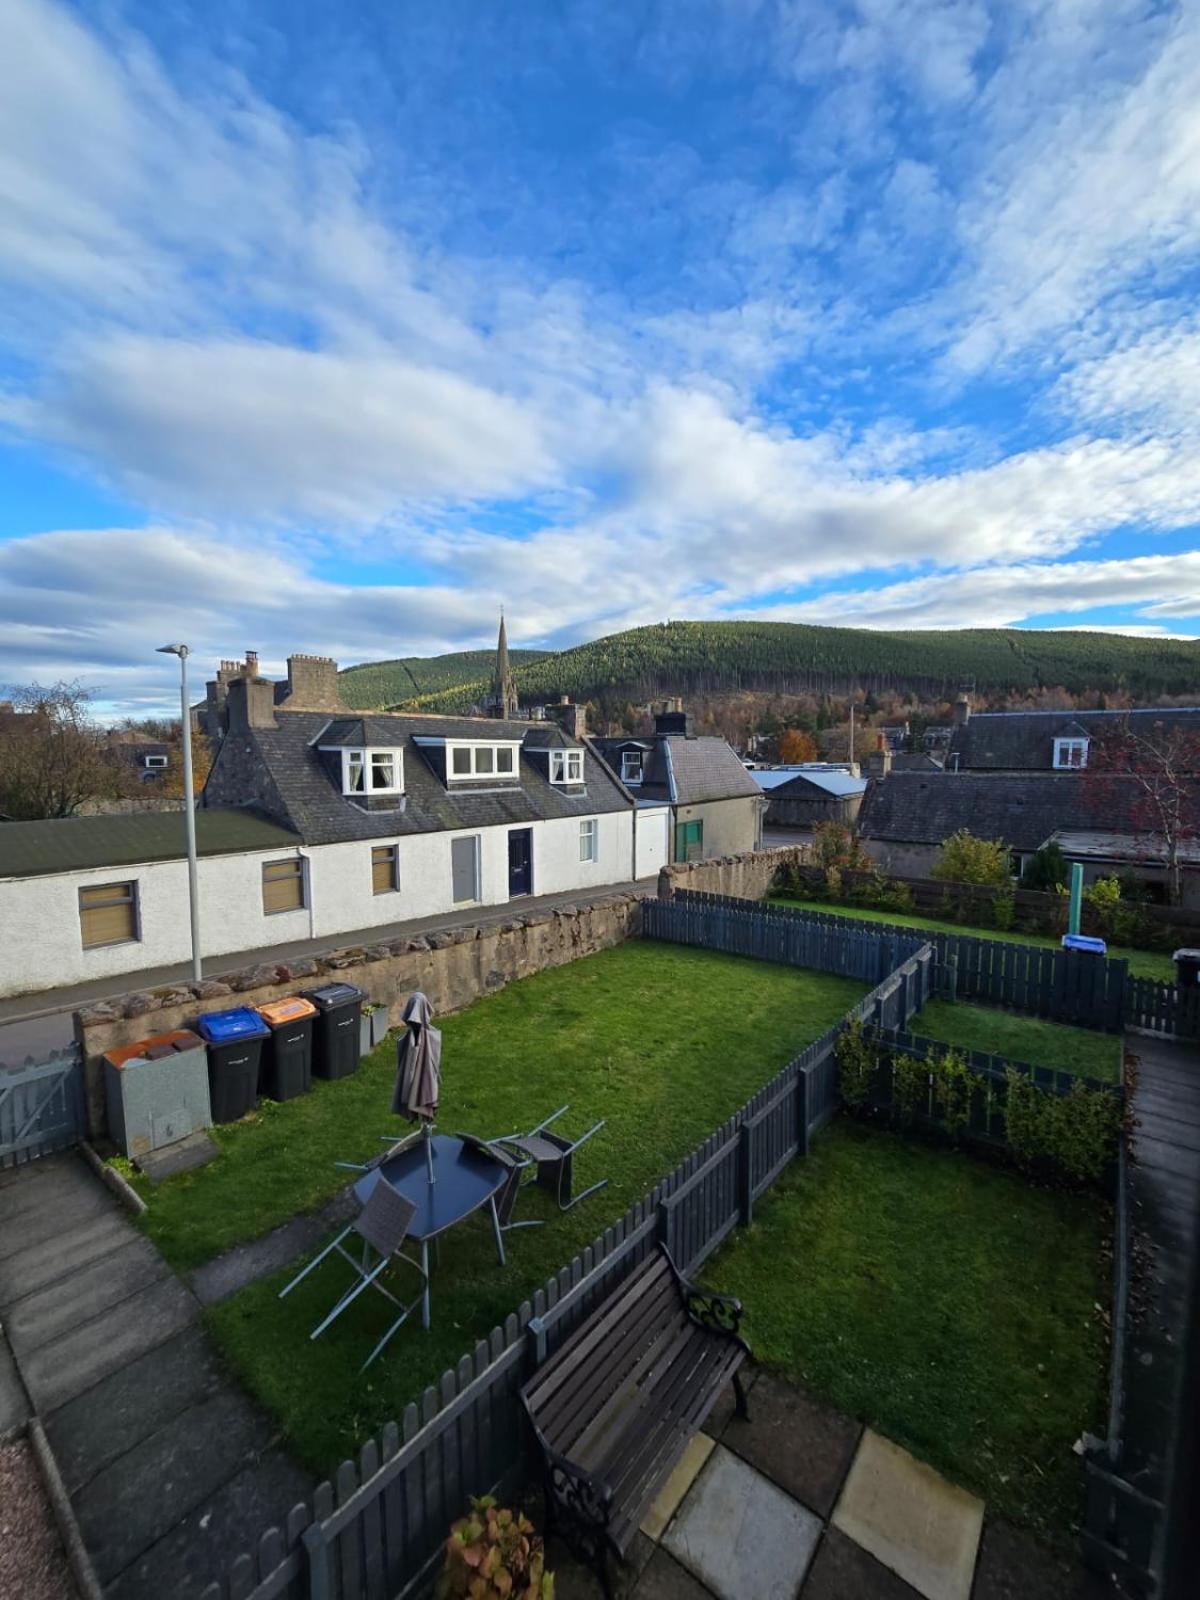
682;1286;745;1338
541;1440;614;1538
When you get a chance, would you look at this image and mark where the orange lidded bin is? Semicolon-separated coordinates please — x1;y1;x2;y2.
255;996;318;1101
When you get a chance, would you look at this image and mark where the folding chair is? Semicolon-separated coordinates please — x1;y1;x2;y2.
491;1105;608;1212
333;1128;424;1174
455;1133;544;1239
277;1179;426;1368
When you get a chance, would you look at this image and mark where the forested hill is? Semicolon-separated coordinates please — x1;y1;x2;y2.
338;648;549;709
353;621;1200;713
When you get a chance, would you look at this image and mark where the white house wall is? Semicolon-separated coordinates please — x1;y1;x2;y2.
0;811;639;1000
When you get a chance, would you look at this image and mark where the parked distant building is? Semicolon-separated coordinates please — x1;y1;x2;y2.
945;697;1200;773
750;766;867;830
593;701;765;862
858;770;1200;906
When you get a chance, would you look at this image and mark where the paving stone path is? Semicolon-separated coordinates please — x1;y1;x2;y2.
549;1369;1115;1600
0;1151;311;1600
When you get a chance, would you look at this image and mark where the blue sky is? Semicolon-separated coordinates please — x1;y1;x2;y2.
2;0;1199;717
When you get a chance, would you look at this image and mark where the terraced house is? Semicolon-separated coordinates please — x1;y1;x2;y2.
0;655;669;1001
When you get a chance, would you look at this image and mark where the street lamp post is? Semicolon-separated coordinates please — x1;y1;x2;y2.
157;644;202;983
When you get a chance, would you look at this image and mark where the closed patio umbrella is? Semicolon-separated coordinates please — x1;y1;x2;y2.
392;992;441;1183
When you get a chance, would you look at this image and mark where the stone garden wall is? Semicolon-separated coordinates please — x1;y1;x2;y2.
74;892;645;1138
656;843;810;905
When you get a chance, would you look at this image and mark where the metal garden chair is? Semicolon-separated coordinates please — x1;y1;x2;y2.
277;1178;426;1369
490;1105;608;1212
454;1133;544;1237
333;1128;424;1174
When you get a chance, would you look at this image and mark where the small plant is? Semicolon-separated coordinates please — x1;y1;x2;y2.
991;885;1016;931
436;1497;554;1600
106;1155;137;1182
931;1047;972;1140
891;1052;929;1123
836;1020;879;1109
1002;1068;1120;1183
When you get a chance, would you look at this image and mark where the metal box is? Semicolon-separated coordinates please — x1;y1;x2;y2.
103;1029;213;1159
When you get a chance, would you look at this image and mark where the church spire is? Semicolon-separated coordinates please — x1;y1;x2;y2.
493;610;518;718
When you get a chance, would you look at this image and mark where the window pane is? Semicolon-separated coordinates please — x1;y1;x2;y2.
370;752;395;789
346;751;365;791
263;859;305;913
496;747;514;773
371;844;397;894
550;751;564;781
579;819;597;862
475;747;494;774
452;747;471;775
80;882;136;947
567;751;583;781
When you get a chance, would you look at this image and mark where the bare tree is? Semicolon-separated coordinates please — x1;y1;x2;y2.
1085;717;1200;906
0;682;121;819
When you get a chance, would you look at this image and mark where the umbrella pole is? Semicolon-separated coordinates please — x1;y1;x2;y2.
424;1119;435;1184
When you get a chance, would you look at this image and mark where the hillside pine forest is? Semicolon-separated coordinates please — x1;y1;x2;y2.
337;621;1200;716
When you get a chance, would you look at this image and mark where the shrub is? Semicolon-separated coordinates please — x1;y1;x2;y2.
1002;1069;1119;1184
991;886;1016;931
931;830;1011;887
931;1047;972;1140
1022;842;1070;892
891;1052;930;1123
835;1020;878;1109
437;1498;554;1600
811;820;871;874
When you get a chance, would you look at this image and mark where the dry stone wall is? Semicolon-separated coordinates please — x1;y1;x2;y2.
656;843;810;905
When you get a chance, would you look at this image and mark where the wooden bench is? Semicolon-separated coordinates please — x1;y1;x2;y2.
521;1245;750;1595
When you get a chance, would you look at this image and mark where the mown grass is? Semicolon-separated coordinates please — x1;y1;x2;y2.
912;999;1123;1083
144;943;865;1470
703;1119;1108;1535
768;893;1174;981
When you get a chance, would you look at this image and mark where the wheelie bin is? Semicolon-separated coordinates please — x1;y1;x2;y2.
255;996;318;1101
196;1007;269;1122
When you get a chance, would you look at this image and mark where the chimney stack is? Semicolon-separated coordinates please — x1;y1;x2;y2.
546;698;587;740
283;653;341;710
953;690;971;727
867;732;892;780
654;699;693;737
225;664;277;731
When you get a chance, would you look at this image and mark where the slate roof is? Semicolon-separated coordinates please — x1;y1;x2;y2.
890;753;943;772
1047;829;1200;867
858;772;1164;853
592;735;764;807
947;708;1200;771
752;768;867;798
0;809;299;879
214;710;630;847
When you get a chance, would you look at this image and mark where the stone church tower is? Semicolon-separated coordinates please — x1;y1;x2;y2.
492;612;518;719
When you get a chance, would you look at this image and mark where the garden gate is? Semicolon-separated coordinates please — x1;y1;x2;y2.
0;1047;85;1169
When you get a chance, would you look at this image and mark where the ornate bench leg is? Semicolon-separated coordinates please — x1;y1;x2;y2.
733;1368;750;1421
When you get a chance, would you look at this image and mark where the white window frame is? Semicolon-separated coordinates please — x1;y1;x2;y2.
579;817;599;863
1053;737;1089;770
327;746;405;796
550;748;585;785
620;751;643;785
445;741;520;780
143;753;168;770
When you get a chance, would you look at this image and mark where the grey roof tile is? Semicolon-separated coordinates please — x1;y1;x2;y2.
947;707;1200;771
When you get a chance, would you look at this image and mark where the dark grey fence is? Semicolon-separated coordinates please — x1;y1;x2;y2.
674;890;1132;1033
866;1027;1122;1154
202;943;933;1600
1125;973;1200;1038
643;894;926;985
0;1047;85;1170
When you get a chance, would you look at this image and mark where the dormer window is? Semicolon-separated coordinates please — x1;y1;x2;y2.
447;742;518;780
336;747;404;796
621;751;643;785
550;749;584;785
1053;737;1089;770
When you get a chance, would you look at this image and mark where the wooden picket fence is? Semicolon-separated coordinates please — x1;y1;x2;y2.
202;943;934;1600
672;889;1132;1032
1124;973;1200;1037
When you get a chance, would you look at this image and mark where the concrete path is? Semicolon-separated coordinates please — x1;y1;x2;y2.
1118;1035;1200;1563
0;878;652;1058
0;1151;311;1599
550;1368;1114;1600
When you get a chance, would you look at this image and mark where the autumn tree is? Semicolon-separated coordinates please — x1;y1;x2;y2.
0;682;120;818
777;727;818;763
1085;717;1200;906
931;830;1011;886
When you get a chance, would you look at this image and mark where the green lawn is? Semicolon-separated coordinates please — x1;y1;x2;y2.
151;943;864;1470
703;1119;1108;1535
912;999;1123;1084
768;893;1174;981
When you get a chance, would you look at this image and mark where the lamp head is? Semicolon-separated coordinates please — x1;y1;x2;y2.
156;643;189;658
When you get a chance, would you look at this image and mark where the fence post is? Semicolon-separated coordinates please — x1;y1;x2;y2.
738;1121;753;1227
526;1315;548;1370
302;1522;331;1600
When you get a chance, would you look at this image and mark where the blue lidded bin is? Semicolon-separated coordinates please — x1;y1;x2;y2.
1061;933;1107;956
196;1007;270;1122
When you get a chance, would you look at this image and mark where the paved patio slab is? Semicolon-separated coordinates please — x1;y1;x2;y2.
641;1433;715;1541
74;1388;280;1583
831;1432;983;1600
43;1327;226;1495
721;1370;862;1518
663;1444;822;1600
3;1235;170;1357
103;1451;314;1600
0;1179;117;1261
0;1154;100;1218
0;1212;134;1307
632;1550;713;1599
803;1528;923;1598
21;1274;196;1414
971;1519;1115;1600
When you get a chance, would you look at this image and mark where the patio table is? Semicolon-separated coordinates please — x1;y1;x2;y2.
352;1132;509;1329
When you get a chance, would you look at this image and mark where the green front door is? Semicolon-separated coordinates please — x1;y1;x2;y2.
674;819;703;861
